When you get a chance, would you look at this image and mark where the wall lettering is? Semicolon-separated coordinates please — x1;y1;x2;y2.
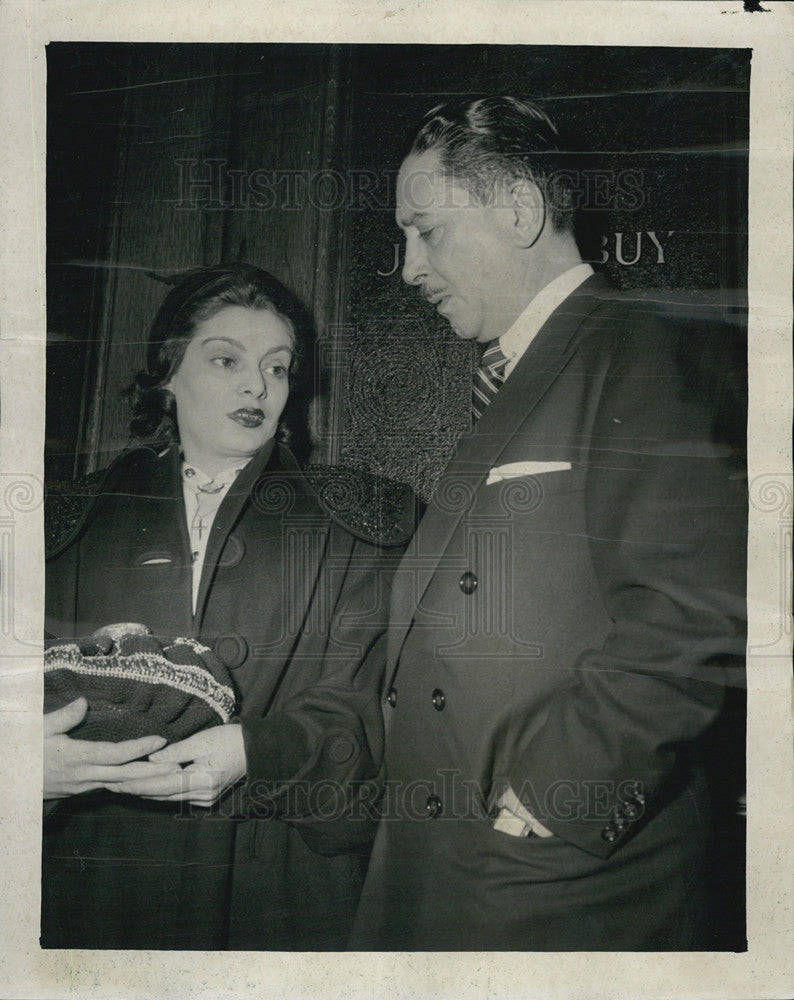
599;231;675;265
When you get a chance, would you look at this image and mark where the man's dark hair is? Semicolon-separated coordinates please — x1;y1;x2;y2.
127;262;314;446
408;95;576;232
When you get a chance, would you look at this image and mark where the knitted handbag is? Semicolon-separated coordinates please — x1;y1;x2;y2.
44;625;237;743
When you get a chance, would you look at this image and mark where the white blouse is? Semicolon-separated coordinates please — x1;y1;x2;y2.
180;460;245;614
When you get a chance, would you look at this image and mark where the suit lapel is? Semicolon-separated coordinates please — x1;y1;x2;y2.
387;274;610;675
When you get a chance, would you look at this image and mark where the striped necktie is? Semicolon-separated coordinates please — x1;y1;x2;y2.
472;340;510;422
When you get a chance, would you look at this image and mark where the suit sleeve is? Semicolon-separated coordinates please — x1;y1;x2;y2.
507;311;747;858
237;528;400;854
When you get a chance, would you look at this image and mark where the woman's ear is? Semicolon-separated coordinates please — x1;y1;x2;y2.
509;180;546;249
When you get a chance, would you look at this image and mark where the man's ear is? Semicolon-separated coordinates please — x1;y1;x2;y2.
508;180;546;249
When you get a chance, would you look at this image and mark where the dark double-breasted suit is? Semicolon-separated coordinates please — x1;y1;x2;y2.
43;442;407;950
351;274;747;950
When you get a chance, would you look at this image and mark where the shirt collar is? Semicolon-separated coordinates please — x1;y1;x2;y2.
498;263;594;376
180;459;247;493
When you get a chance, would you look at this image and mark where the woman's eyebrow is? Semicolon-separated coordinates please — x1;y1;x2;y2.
198;336;292;356
198;336;245;350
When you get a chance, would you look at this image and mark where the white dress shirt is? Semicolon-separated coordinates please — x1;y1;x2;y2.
498;262;594;380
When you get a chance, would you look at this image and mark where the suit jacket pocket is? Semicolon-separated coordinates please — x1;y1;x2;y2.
487;467;585;518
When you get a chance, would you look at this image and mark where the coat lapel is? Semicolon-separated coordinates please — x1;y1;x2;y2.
387;274;610;675
141;446;195;633
193;441;276;627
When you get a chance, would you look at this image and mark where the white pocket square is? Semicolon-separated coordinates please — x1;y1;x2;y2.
486;461;572;485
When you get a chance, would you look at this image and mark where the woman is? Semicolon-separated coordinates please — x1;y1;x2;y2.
42;263;409;950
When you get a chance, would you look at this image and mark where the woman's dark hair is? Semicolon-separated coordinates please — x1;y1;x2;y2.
407;96;576;233
127;263;315;448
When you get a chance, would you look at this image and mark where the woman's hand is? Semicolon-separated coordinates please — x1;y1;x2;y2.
106;724;247;807
44;697;176;799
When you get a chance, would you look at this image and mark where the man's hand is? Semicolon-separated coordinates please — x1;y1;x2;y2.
106;724;246;808
44;698;175;799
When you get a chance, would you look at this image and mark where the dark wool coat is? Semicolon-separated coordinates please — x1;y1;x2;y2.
42;442;409;950
351;274;748;951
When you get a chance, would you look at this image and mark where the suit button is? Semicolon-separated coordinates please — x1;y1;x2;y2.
213;633;248;670
623;782;645;804
613;814;628;832
328;735;356;764
459;571;478;595
621;801;641;820
601;822;619;843
426;794;443;818
386;687;397;708
431;689;446;711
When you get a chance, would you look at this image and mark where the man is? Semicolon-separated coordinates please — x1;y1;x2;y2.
350;96;746;950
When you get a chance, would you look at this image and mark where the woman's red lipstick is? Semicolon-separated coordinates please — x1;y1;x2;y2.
228;408;265;428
